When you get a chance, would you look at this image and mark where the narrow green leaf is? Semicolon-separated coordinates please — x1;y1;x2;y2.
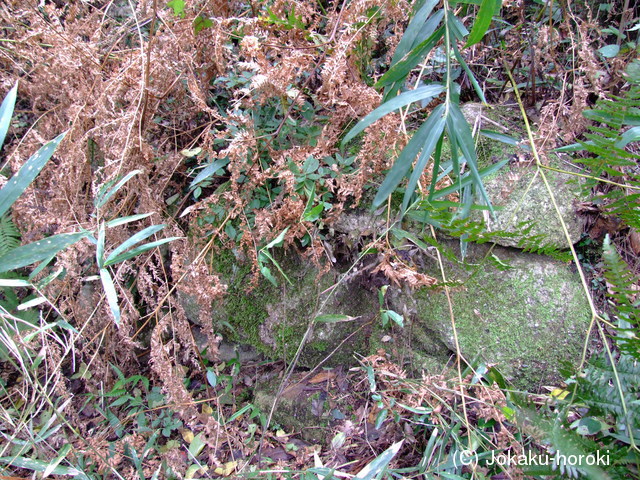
390;0;440;65
447;103;494;214
95;169;142;209
43;443;72;478
0;455;82;477
103;237;181;266
0;278;30;287
374;409;388;429
190;158;229;189
342;84;445;145
106;212;153;228
402;105;446;211
354;440;404;480
453;43;487;103
0;231;90;273
0;132;67;218
373;108;443;207
376;25;445;89
104;224;165;265
96;223;105;268
100;268;120;324
464;0;500;48
314;314;356;323
0;82;18;150
479;129;527;148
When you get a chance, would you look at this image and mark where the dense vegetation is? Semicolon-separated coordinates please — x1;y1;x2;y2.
0;0;638;478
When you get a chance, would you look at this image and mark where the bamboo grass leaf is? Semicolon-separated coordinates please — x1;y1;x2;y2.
402;105;446;211
376;25;445;89
390;0;440;65
106;212;153;228
464;0;500;47
104;224;165;265
96;223;106;268
190;158;229;189
103;237;182;266
373;111;441;207
0;82;18;150
100;267;120;323
95;169;142;209
0;231;90;274
453;42;487;103
447;103;495;214
342;84;445;145
354;440;404;480
0;132;67;218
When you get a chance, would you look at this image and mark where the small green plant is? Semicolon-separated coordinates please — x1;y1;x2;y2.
377;285;404;328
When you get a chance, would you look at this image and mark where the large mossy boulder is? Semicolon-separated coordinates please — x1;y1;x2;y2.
179;248;378;368
462;103;585;248
387;241;592;389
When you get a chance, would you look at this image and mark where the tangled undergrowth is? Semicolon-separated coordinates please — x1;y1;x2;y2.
0;0;639;478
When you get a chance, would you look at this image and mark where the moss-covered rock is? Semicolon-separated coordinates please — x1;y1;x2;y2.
461;103;585;249
388;241;592;390
179;247;377;367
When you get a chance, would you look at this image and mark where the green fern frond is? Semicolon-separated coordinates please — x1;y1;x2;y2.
602;235;640;358
575;81;640;229
0;213;20;257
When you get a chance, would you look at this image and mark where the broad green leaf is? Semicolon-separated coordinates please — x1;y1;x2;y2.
354;440;404;480
0;132;66;218
390;0;440;65
194;15;213;34
0;82;18;150
342;84;445;145
206;369;217;387
376;25;445;89
167;0;186;17
106;212;153;228
187;433;206;457
104;224;165;265
464;0;500;48
402;104;446;211
314;314;356;323
373;108;443;207
100;267;120;323
190;158;229;189
103;236;181;266
265;227;289;249
598;44;620;58
0;231;90;273
303;203;324;222
385;310;404;327
95;169;142;209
